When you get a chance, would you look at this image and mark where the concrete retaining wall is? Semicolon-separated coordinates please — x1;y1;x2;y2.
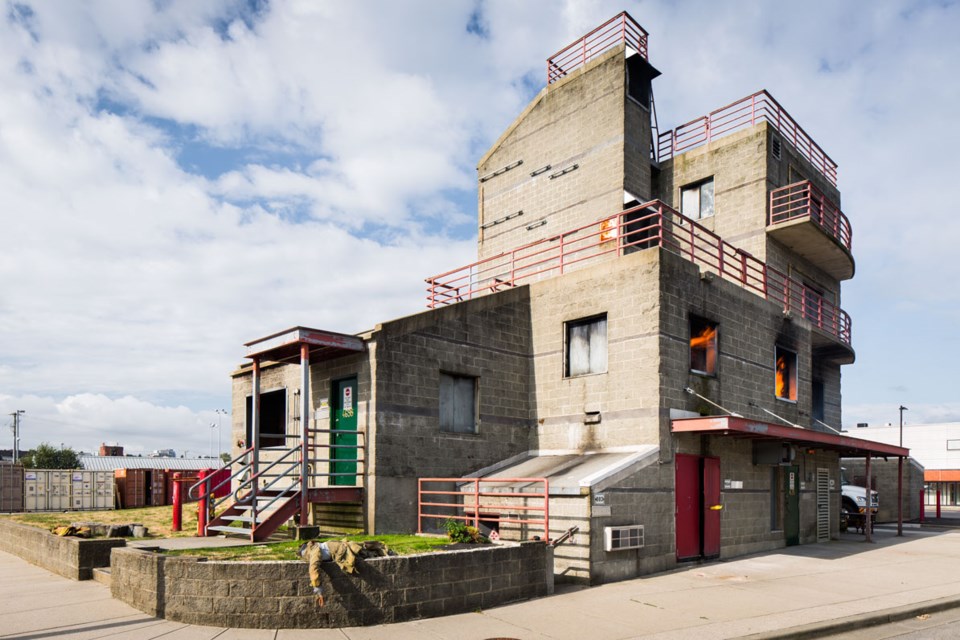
111;541;552;629
0;518;125;580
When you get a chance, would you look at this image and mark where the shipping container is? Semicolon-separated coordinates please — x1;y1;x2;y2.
0;462;24;512
115;468;146;508
148;469;166;506
69;470;115;510
22;469;114;511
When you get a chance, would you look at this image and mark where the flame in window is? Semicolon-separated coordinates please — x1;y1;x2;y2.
690;324;717;374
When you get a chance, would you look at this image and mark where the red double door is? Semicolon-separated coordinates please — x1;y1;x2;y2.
675;454;721;561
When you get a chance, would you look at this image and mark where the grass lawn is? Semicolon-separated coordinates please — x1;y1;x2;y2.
4;504;201;538
2;507;456;560
164;534;452;561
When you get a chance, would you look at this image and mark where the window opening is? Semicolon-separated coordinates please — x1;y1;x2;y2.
566;315;608;377
681;178;715;219
439;373;477;434
690;316;718;375
245;388;287;448
775;346;798;401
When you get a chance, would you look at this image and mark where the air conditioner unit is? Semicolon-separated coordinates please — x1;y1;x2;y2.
604;525;644;551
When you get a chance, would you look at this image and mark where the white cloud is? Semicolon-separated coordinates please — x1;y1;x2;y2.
0;0;957;455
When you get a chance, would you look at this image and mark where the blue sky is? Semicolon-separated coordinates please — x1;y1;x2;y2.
1;0;958;455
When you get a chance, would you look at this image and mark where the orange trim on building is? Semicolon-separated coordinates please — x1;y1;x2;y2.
925;470;960;482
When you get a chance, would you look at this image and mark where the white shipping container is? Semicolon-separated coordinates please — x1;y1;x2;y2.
23;469;115;511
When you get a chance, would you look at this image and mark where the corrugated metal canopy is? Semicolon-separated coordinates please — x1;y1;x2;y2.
672;416;909;458
244;326;364;364
79;456;220;471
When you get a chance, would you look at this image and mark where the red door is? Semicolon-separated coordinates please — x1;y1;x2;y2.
703;456;721;558
675;454;701;560
676;454;722;560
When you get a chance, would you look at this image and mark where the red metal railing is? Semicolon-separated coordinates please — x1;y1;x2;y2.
769;180;852;251
658;91;838;187
547;11;648;85
426;201;852;346
417;477;550;542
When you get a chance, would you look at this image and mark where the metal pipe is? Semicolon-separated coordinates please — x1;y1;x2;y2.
865;453;873;543
300;343;310;525
897;457;903;537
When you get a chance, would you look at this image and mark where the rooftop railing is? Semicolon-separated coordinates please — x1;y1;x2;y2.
769;180;852;251
425;201;851;346
657;90;838;187
547;11;648;85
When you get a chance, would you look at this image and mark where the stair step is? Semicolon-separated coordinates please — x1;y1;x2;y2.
229;515;264;524
208;525;253;536
92;567;111;587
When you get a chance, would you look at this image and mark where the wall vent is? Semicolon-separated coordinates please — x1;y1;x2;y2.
771;135;782;160
604;525;644;551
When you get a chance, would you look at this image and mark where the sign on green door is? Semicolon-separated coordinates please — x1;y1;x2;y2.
331;378;357;486
784;465;800;546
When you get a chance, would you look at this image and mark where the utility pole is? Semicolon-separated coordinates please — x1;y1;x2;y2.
9;410;24;463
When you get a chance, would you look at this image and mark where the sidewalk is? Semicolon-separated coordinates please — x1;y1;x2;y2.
2;526;960;639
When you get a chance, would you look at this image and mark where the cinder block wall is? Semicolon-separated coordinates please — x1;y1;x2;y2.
477;47;632;263
111;542;550;629
370;286;537;534
529;248;662;450
0;519;125;580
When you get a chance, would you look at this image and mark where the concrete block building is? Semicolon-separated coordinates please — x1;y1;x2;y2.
220;13;907;584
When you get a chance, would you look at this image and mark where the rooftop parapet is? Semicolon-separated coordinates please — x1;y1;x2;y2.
658;90;839;187
425;201;852;348
547;11;648;85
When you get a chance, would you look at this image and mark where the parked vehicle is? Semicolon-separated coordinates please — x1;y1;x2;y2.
841;467;878;531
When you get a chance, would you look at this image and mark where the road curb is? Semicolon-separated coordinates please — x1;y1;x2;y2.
736;594;960;639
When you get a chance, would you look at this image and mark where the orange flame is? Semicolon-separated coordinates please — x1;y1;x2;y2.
776;354;788;397
690;325;717;373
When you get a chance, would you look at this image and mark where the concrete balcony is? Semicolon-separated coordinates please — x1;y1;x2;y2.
768;180;855;281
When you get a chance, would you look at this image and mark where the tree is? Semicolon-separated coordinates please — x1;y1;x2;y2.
22;443;82;469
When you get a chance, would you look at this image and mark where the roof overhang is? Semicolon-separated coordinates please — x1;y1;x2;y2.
244;326;364;364
672;416;909;458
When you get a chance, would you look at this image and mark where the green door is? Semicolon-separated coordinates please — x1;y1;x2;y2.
784;465;800;546
331;377;358;486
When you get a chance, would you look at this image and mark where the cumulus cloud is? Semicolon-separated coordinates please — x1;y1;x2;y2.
0;0;956;456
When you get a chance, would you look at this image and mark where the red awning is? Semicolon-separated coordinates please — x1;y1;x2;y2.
672;416;909;458
244;326;364;364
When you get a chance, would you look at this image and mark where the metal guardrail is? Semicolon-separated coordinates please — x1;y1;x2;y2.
426;200;852;345
657;90;838;187
417;476;550;542
769;180;852;251
547;11;648;85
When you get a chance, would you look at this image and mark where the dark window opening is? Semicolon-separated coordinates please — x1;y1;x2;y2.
245;388;287;448
690;317;718;375
566;315;608;377
626;54;661;108
621;202;658;254
440;373;477;434
775;346;798;401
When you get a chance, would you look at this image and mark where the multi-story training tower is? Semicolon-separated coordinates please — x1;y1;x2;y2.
216;13;908;584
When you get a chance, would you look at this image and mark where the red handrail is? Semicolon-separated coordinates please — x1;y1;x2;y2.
425;200;852;346
547;12;648;85
657;91;838;187
769;180;852;251
418;477;550;543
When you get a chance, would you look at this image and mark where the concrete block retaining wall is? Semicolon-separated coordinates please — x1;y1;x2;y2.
0;519;125;580
111;541;552;629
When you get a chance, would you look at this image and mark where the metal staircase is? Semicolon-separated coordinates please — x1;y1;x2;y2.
189;424;365;542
